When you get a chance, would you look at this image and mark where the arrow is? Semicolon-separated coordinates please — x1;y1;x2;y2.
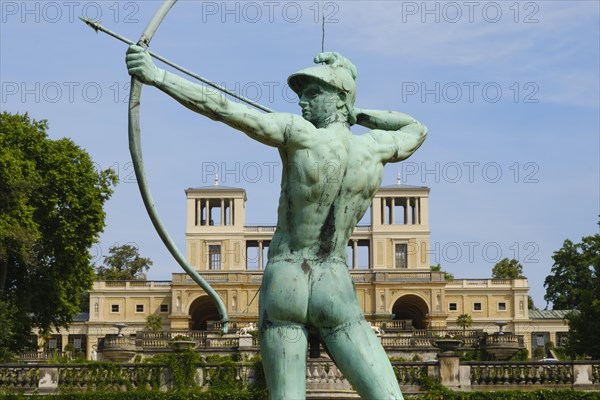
80;17;274;113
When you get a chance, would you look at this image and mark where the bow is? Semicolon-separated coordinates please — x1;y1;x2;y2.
127;0;229;333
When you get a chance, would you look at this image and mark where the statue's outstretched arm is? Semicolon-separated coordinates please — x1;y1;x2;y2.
126;44;287;147
357;109;427;163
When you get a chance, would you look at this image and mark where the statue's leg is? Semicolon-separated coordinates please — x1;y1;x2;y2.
321;319;403;399
309;262;404;400
259;323;308;399
259;260;309;400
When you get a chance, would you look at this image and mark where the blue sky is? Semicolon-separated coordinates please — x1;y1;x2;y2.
1;0;599;308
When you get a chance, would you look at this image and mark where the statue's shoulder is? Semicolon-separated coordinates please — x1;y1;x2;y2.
268;113;318;147
271;112;310;126
348;131;383;160
351;130;379;146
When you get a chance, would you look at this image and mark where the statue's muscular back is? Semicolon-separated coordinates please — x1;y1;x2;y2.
268;122;384;264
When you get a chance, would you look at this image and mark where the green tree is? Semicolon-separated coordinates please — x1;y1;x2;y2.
491;258;525;279
543;236;597;309
544;226;599;358
430;263;454;280
145;314;163;331
566;294;600;359
96;244;152;280
0;112;117;359
456;313;473;334
527;296;537;310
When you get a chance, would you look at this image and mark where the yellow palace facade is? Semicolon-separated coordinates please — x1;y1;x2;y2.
33;182;568;361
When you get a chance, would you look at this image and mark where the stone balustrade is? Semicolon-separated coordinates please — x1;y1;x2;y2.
464;361;600;389
136;331;208;349
243;224;372;233
244;225;277;232
0;366;40;391
446;278;528;288
481;333;520;345
1;359;598;395
204;337;239;348
122;328;493;355
104;335;136;348
95;280;171;289
94;275;528;289
18;351;64;362
209;321;256;331
306;361;355;397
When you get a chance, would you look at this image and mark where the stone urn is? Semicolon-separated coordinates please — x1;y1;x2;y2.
432;339;463;355
102;323;136;362
169;337;197;351
102;335;136;362
481;334;520;360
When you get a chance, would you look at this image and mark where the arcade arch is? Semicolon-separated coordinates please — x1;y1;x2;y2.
391;294;430;329
188;295;220;330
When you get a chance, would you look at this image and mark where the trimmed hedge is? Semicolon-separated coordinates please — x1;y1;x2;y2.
415;391;600;400
0;389;267;400
1;389;599;400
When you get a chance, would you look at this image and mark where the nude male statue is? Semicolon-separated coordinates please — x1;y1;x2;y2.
127;47;427;399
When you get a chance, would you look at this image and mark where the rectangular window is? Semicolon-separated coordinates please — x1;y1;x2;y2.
449;303;457;311
473;302;482;311
209;244;221;270
67;335;86;357
111;304;119;313
160;304;169;313
557;332;568;347
395;243;407;269
536;334;545;347
46;335;62;352
498;302;507;311
136;304;144;313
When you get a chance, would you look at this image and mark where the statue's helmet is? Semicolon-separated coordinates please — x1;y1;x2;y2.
288;57;357;125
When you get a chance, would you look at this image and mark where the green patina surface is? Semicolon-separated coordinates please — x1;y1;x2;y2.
127;48;427;400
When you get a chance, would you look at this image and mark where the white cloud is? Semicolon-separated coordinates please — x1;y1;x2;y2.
329;1;599;108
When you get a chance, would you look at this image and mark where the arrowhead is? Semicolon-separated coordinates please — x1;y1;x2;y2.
79;17;100;33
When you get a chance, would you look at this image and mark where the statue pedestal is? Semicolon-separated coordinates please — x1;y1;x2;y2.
438;353;460;389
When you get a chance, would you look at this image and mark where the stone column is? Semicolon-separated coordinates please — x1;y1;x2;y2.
220;199;225;225
205;199;210;225
404;198;409;224
200;199;204;225
258;241;264;270
229;199;233;225
390;197;395;224
199;198;205;225
415;197;420;224
352;240;358;269
61;334;68;353
86;336;94;361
